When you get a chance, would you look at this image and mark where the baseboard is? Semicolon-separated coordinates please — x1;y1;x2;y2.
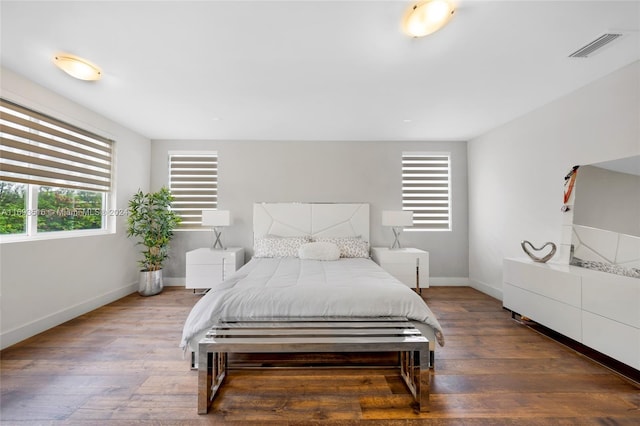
469;278;503;300
0;282;137;350
429;277;469;286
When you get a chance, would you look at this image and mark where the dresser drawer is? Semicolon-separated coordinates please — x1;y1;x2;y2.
582;272;640;328
186;265;222;289
185;247;244;289
503;282;582;342
371;247;429;289
382;264;418;288
582;310;639;369
503;259;581;308
188;250;224;264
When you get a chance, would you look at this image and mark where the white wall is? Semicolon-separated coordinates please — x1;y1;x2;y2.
150;140;469;284
0;68;151;349
468;61;640;300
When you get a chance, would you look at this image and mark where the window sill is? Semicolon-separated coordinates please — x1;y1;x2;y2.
0;228;114;244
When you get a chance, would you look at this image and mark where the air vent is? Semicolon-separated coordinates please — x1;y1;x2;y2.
569;33;623;58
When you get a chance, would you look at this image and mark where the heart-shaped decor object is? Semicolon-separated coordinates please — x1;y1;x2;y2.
521;240;557;263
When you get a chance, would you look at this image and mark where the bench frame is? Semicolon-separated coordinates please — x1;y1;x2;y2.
197;317;430;414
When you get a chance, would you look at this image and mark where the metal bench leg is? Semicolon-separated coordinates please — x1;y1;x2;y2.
198;347;213;414
213;352;228;401
191;351;197;370
399;350;431;412
198;349;228;414
418;349;430;412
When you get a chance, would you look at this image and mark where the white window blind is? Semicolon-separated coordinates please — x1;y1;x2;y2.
169;152;217;229
402;152;451;231
0;98;113;192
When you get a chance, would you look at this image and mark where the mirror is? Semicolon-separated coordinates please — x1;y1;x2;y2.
570;155;640;278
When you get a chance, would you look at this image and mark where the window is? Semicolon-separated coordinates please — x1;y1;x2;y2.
0;181;26;234
0;98;113;238
169;152;217;229
402;152;451;231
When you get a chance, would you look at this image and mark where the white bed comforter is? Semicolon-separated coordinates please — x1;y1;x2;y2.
180;257;445;351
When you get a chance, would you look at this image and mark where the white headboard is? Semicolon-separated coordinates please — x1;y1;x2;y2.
253;203;370;242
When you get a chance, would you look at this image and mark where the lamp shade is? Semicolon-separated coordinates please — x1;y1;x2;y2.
53;53;102;81
382;210;413;227
201;210;231;227
402;0;455;38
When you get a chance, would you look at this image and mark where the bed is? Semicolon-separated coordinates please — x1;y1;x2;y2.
180;202;444;366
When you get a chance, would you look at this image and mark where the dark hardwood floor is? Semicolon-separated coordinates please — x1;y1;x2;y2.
1;286;638;425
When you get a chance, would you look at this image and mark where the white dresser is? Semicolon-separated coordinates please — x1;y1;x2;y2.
371;247;429;292
186;247;244;290
503;258;640;370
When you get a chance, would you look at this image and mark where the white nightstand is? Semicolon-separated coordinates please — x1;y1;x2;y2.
371;247;429;293
185;247;244;290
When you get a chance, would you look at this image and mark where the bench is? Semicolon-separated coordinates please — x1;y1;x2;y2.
197;317;430;414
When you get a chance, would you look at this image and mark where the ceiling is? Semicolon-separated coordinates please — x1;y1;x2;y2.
1;1;639;142
593;155;640;175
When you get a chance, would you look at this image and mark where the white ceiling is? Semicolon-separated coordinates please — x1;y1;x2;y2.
1;1;639;141
594;155;640;175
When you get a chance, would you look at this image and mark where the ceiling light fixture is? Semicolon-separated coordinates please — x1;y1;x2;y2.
402;0;456;38
53;53;102;81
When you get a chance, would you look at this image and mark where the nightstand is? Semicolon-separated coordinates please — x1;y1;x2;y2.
186;247;244;290
371;247;429;293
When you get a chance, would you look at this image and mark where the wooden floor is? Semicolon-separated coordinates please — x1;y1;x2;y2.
1;286;638;425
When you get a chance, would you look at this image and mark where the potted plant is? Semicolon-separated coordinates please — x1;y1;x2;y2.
127;186;181;296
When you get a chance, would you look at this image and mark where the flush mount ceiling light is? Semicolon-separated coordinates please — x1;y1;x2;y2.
402;0;456;38
53;53;102;81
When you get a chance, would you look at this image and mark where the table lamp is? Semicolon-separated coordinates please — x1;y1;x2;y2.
382;210;413;249
201;209;231;250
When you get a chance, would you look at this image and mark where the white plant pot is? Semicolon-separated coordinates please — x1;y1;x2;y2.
139;269;163;296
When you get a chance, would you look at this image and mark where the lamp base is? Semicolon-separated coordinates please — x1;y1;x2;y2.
389;227;403;250
211;228;226;250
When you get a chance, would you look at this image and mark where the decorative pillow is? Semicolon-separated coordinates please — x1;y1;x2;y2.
298;242;341;261
253;236;310;258
312;237;370;258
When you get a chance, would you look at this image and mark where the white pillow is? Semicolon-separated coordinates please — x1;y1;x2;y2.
253;236;309;258
298;242;341;261
312;236;370;258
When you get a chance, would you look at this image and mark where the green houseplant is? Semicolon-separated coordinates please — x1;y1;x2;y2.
127;187;181;296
